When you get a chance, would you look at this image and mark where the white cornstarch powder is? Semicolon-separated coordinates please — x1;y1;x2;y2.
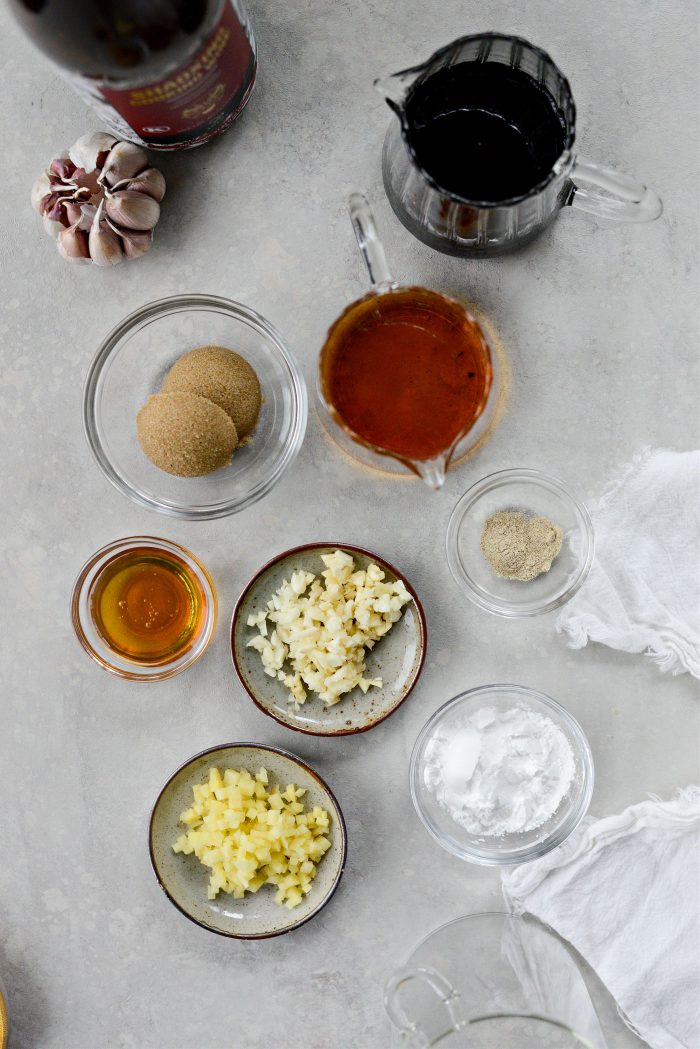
423;704;576;836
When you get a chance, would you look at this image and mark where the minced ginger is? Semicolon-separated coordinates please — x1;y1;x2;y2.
173;767;331;909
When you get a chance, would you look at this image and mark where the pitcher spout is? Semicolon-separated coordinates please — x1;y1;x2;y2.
373;70;415;113
413;455;447;490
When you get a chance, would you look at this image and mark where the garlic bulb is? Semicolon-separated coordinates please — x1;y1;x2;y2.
31;131;166;266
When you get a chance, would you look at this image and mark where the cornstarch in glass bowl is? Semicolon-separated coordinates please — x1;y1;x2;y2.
423;704;575;836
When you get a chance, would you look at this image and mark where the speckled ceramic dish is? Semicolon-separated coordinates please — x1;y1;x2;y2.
0;976;8;1049
231;544;427;736
149;744;347;939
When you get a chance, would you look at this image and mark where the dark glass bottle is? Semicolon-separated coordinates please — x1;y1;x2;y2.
9;0;256;150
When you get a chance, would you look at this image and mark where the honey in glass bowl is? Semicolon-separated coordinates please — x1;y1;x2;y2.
90;546;207;665
72;537;217;680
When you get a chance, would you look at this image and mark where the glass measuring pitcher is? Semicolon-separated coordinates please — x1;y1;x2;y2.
318;194;499;489
384;912;607;1048
378;33;662;256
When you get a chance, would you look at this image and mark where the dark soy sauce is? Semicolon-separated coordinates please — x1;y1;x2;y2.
405;62;567;203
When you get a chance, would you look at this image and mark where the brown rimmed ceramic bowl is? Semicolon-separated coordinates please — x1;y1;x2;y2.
0;975;8;1049
149;743;347;939
230;543;427;736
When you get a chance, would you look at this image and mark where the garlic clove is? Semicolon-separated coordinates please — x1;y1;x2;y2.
57;224;90;262
69;131;118;173
43;214;66;240
89;219;124;266
78;203;98;230
100;141;148;186
31;172;52;212
64;201;84;225
121;229;154;259
45;196;68;222
49;154;74;181
105;190;160;231
128;167;166;202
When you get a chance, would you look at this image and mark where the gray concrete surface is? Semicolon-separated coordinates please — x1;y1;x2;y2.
1;1;698;1047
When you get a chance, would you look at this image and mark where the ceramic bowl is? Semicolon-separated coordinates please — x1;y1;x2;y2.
83;295;307;520
0;975;8;1049
231;543;427;735
149;743;347;938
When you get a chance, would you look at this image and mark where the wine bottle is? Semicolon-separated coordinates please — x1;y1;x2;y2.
9;0;256;151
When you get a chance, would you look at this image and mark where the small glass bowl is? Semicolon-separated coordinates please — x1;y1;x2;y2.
71;536;217;681
410;685;594;866
446;468;594;617
83;295;307;520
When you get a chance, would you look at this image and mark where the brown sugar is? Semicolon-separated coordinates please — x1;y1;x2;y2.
137;392;238;477
162;345;262;439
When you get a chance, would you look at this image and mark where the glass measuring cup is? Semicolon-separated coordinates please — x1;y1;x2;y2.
384;912;607;1048
318;194;498;489
378;33;662;256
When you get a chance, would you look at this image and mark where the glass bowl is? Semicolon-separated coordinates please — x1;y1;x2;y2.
446;468;594;616
410;685;594;866
83;295;307;520
71;536;217;681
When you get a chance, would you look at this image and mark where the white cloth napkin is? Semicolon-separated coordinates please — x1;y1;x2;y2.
556;449;700;679
502;788;700;1049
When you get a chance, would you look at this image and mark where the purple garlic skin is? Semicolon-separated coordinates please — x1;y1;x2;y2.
31;131;166;266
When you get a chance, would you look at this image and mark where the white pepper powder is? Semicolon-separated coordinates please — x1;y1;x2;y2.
481;510;563;581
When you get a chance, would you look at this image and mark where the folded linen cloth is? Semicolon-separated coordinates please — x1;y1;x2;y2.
502;788;700;1049
556;448;700;679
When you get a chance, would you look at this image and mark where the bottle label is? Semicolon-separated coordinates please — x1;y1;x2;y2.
69;2;255;148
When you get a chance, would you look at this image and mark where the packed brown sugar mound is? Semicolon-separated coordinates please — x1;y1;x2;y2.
137;392;238;477
162;345;262;439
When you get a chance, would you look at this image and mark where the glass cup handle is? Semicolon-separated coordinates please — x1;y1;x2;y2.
348;192;396;289
384;965;461;1040
568;156;662;222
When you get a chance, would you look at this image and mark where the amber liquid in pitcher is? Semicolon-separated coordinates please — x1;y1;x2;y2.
405;62;567;202
90;546;206;664
321;287;492;462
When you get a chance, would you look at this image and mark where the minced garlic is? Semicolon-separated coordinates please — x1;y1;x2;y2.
246;549;412;706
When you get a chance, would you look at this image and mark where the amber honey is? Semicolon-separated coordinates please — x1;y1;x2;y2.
89;546;206;665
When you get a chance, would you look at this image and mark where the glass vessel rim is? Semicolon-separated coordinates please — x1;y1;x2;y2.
82;293;308;521
402;908;575;955
387;31;577;209
384;911;599;1049
317;284;494;472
